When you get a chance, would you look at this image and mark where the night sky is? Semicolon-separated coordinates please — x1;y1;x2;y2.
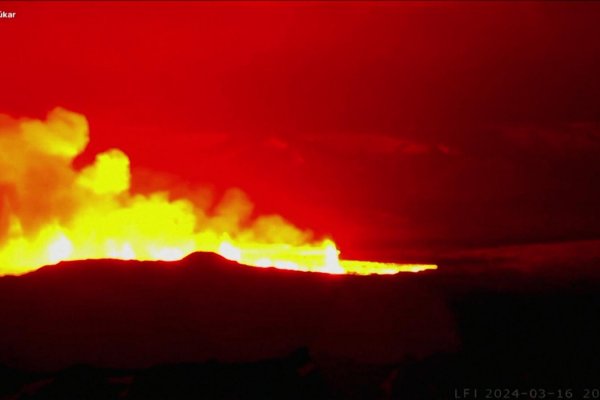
2;1;600;264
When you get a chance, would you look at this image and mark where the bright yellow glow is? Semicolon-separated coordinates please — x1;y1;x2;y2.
0;109;437;276
340;260;437;274
218;240;242;262
47;234;73;264
77;149;130;195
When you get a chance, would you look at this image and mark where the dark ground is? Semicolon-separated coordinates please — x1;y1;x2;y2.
1;253;600;399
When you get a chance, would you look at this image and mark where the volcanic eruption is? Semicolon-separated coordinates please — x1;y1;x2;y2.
4;3;600;397
0;108;436;276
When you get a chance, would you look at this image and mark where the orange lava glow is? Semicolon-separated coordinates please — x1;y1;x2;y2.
0;108;437;276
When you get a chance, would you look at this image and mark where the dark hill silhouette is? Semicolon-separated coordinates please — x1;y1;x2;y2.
0;253;455;371
2;253;600;398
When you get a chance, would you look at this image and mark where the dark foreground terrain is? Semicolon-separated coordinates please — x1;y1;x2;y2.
1;252;600;399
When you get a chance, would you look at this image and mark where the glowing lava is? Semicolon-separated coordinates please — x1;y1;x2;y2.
0;108;437;276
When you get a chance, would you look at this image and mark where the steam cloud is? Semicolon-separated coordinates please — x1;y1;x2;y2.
0;108;315;274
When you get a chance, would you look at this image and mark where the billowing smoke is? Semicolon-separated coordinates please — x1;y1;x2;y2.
0;108;436;276
0;108;318;275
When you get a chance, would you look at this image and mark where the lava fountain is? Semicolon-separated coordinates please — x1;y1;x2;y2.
0;108;436;276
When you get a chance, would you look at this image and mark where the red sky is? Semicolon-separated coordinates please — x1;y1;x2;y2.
2;1;600;263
